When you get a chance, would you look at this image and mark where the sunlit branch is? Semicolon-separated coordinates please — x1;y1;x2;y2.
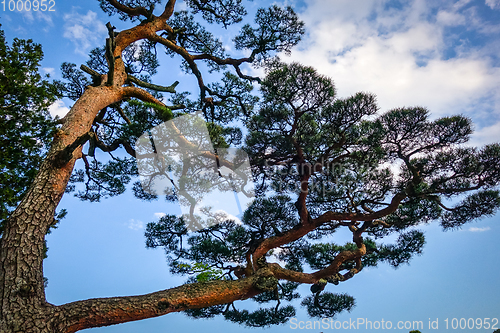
59;270;267;332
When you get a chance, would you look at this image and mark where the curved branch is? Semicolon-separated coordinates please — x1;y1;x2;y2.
190;53;261;82
148;34;208;100
251;192;406;263
191;53;250;66
316;192;407;224
106;0;149;18
159;0;177;20
268;243;366;284
233;64;261;83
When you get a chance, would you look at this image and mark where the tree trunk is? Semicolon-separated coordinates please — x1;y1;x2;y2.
0;79;129;332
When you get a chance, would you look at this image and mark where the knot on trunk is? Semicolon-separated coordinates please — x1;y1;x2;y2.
254;270;278;292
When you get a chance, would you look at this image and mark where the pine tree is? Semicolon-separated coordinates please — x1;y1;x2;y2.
1;1;499;332
0;25;60;229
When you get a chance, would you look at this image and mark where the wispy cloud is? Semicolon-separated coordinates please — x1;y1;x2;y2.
154;212;166;219
20;8;53;25
485;0;500;10
63;9;106;55
468;226;491;232
281;0;500;147
128;219;144;231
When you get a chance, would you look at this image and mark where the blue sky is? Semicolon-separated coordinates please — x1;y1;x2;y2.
1;0;500;332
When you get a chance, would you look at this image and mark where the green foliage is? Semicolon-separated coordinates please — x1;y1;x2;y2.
167;10;226;60
54;62;91;101
441;190;500;230
205;72;259;122
185;0;246;27
0;25;60;229
301;292;355;318
234;5;305;63
223;306;296;327
128;99;172;121
86;40;159;77
378;230;426;267
177;262;224;282
68;157;136;202
242;195;298;238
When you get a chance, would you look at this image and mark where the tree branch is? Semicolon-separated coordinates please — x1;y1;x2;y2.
53;132;91;167
148;34;208;100
316;192;407;224
233;64;262;83
127;74;179;93
58;270;269;332
121;86;167;107
106;0;149;18
251;192;406;264
268;243;366;284
80;65;101;79
159;0;177;20
106;22;117;86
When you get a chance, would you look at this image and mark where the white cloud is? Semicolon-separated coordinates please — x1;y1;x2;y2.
468;226;491;232
128;219;144;230
19;7;53;27
154;212;166;219
486;0;500;9
282;0;500;130
436;10;466;26
36;11;54;26
21;9;35;22
49;100;70;119
42;67;55;76
468;121;500;147
63;9;106;55
213;210;242;225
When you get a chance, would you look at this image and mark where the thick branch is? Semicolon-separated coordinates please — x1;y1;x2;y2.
316;192;407;224
106;22;117;86
192;53;250;66
59;270;269;332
